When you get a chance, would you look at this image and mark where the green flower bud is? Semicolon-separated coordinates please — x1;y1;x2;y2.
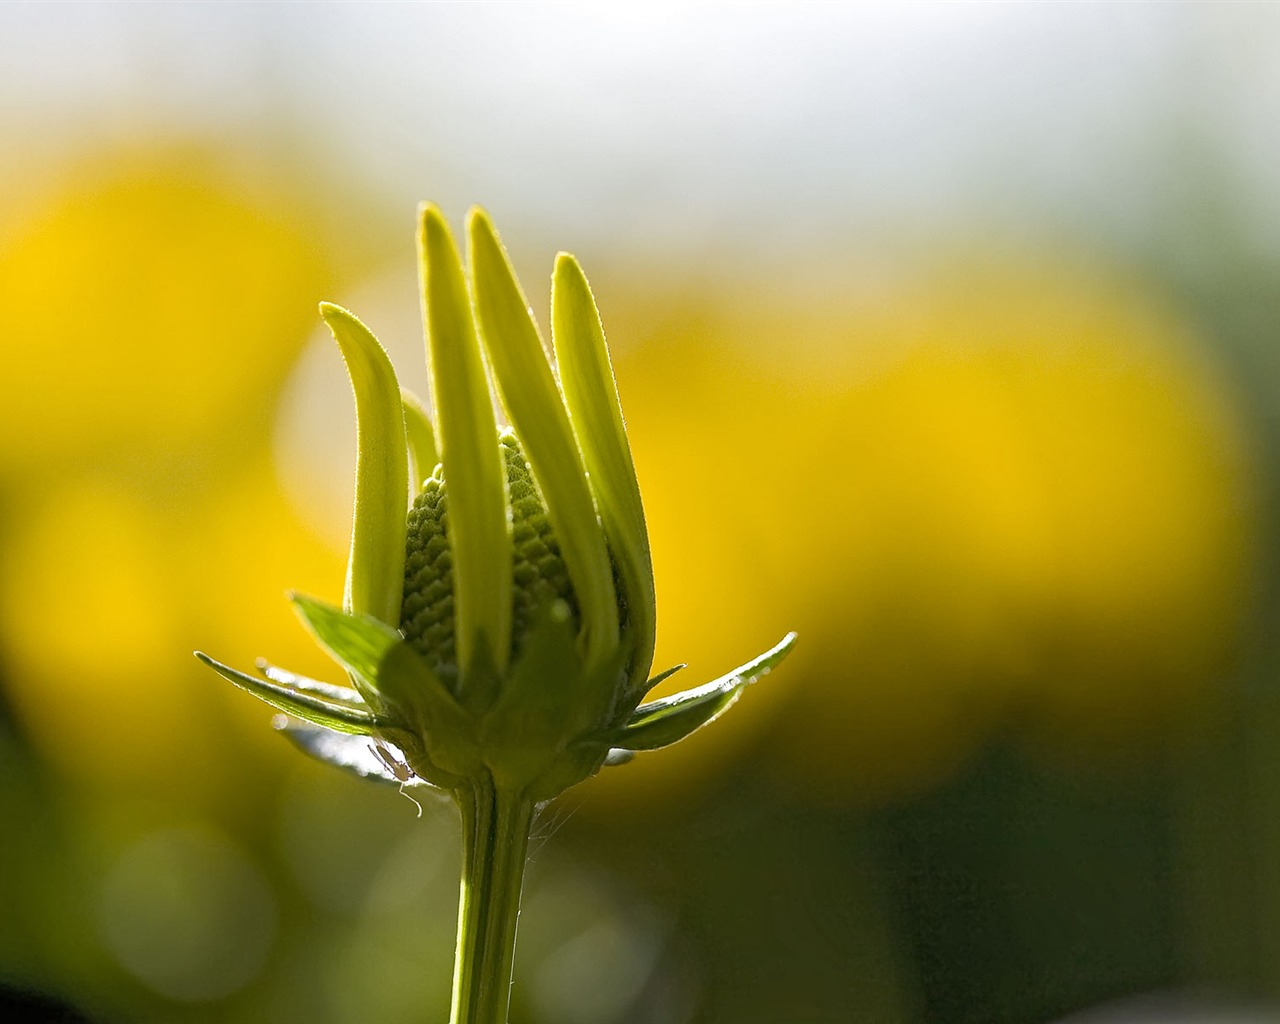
196;204;795;805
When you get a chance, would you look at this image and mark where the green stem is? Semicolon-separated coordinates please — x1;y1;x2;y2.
450;774;535;1024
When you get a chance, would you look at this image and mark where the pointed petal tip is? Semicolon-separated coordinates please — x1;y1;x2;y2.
553;250;585;279
466;204;495;235
419;203;452;245
318;301;363;330
466;207;504;265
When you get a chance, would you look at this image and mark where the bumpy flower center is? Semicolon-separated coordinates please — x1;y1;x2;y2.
400;431;578;677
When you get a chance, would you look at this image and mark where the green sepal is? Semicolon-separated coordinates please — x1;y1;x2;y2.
289;592;401;695
319;303;410;629
374;638;482;785
480;603;581;793
194;652;382;735
481;602;628;798
255;659;363;704
274;719;435;788
640;663;686;696
608;632;797;752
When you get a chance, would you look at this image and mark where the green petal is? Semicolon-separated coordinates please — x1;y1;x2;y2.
319;303;410;629
609;632;796;751
419;204;512;679
552;253;656;692
401;387;439;492
290;592;401;693
195;652;382;735
467;208;618;670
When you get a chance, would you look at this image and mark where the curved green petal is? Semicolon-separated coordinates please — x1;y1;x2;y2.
320;303;409;629
419;204;512;679
467;208;618;670
401;387;439;492
552;253;655;692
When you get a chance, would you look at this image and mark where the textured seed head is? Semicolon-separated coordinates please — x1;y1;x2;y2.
400;474;456;676
400;430;578;679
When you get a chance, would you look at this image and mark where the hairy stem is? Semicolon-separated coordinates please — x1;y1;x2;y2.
450;775;535;1024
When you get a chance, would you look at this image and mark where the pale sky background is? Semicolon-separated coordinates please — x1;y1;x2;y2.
8;2;1276;542
3;2;1279;274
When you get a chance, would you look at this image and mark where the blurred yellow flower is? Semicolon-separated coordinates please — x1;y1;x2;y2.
0;459;344;800
0;148;340;806
588;258;1256;807
0;149;332;473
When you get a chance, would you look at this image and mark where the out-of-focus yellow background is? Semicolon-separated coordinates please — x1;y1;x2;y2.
2;5;1279;1022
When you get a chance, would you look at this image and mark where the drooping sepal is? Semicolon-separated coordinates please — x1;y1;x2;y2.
273;718;435;788
194;651;385;735
606;633;797;752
